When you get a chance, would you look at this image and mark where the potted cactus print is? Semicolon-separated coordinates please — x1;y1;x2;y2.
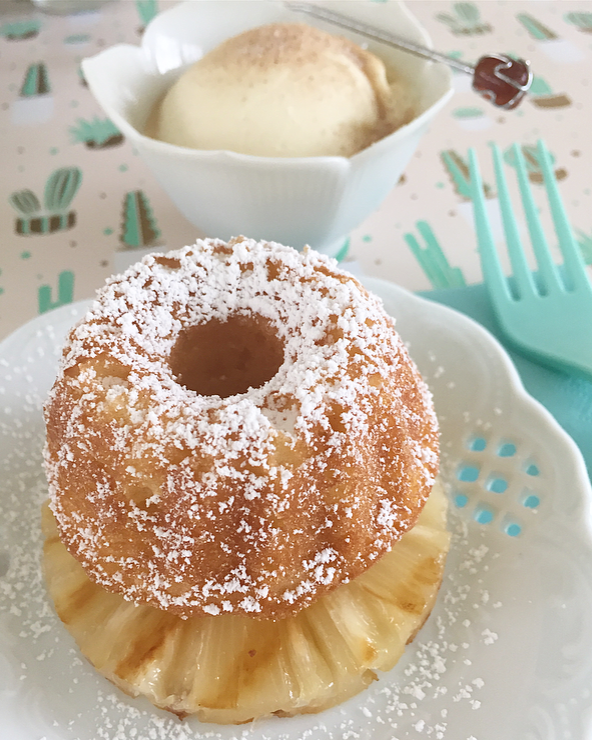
529;76;571;109
451;106;493;131
9;167;82;235
20;62;50;96
516;13;584;62
576;230;592;265
441;150;493;201
38;271;75;314
503;144;567;184
70;117;123;149
11;62;54;125
120;191;161;248
0;18;42;40
404;221;466;290
77;63;88;87
565;12;592;34
440;150;505;240
436;3;491;35
516;12;557;40
136;0;158;33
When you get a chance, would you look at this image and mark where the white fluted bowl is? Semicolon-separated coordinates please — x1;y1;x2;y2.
82;0;453;256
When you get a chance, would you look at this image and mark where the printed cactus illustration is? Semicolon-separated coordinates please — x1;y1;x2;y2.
565;12;592;34
405;221;466;290
120;191;161;248
9;167;82;235
38;271;75;314
453;107;485;119
45;168;82;212
12;61;54;125
516;13;557;41
77;64;88;87
20;62;50;97
10;190;41;216
447;50;465;72
0;18;41;40
576;230;592;265
436;3;491;35
441;150;493;200
503;145;566;184
335;237;350;263
136;0;159;30
70;117;123;149
451;106;492;131
529;77;553;97
529;76;571;109
64;34;91;46
518;13;583;62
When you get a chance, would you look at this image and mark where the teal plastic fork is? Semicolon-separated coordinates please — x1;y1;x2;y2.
469;141;592;382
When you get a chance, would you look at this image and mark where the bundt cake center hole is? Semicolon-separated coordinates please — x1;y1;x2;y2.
170;314;285;397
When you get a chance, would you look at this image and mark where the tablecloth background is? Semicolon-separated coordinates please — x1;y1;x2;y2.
1;0;592;473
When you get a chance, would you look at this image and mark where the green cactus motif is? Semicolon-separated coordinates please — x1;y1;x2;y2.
446;50;466;74
335;238;350;262
530;77;553;97
20;62;51;97
441;150;493;201
576;230;592;265
516;13;558;41
77;64;87;87
38;271;75;314
564;12;592;34
0;18;41;40
8;167;82;235
436;2;492;35
503;145;567;184
69;117;123;149
452;106;485;119
529;76;571;108
120;191;161;248
44;168;82;212
405;221;466;289
10;190;41;216
64;34;91;45
136;0;159;29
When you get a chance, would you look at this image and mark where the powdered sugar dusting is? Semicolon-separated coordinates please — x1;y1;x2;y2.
3;272;585;739
44;237;439;619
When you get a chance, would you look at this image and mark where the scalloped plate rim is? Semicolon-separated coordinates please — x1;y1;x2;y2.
1;277;592;739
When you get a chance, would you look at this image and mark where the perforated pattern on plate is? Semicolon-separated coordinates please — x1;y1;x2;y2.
451;436;543;538
2;281;592;740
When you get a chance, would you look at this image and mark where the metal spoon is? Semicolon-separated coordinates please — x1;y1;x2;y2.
285;2;533;109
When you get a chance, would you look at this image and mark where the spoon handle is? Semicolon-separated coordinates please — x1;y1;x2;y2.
284;2;475;74
285;2;533;109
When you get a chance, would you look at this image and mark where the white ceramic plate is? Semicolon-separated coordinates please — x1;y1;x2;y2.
1;279;592;740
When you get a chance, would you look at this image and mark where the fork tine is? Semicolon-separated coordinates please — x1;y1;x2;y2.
513;143;563;294
537;140;591;292
492;144;536;300
468;148;512;301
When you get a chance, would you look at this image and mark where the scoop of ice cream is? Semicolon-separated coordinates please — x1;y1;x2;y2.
150;22;411;158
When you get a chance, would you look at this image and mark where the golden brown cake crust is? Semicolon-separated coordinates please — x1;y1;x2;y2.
44;237;438;619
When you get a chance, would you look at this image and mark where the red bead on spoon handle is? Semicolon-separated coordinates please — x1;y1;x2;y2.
473;55;532;110
286;2;533;109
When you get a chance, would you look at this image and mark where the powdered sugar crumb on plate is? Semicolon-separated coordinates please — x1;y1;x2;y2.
1;277;592;739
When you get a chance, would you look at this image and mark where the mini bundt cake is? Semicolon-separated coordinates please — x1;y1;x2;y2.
43;237;440;622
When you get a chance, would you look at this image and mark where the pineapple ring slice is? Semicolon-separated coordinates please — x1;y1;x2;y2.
42;482;450;725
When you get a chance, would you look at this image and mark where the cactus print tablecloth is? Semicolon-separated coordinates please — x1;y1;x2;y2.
1;0;592;341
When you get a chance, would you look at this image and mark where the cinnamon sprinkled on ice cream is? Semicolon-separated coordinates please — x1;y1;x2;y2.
148;23;413;157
